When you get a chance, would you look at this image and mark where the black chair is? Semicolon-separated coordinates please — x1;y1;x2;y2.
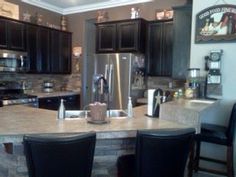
194;103;236;177
117;128;195;177
23;132;96;177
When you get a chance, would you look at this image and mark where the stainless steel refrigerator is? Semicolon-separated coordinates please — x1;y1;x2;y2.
92;53;145;110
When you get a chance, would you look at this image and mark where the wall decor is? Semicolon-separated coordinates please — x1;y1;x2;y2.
0;0;19;20
155;9;173;20
130;7;140;19
195;4;236;43
97;11;109;23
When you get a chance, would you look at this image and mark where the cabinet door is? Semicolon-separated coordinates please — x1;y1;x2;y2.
117;21;139;52
172;5;192;79
60;32;72;74
8;21;26;51
0;19;8;49
50;30;72;74
26;25;38;73
27;25;50;73
161;22;173;76
146;22;163;76
38;27;50;73
96;23;116;53
146;21;173;76
39;97;60;110
62;94;80;110
50;30;61;73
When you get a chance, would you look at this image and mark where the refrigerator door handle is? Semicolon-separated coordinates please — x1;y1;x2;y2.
109;64;114;97
104;64;109;80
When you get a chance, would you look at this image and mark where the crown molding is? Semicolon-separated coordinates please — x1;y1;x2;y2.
22;0;153;15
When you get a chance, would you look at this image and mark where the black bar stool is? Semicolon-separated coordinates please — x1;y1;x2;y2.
23;132;96;177
117;128;195;177
194;103;236;177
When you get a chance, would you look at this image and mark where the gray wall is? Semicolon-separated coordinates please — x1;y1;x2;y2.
67;0;187;48
191;0;236;172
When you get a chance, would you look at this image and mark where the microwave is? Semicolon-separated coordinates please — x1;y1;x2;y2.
0;50;29;72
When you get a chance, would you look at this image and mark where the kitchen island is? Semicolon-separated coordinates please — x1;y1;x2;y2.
0;105;187;177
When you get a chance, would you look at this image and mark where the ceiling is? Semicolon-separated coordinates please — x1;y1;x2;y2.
22;0;153;15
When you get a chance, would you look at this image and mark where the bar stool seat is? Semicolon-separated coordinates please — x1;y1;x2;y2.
23;132;96;177
117;128;195;177
194;103;236;177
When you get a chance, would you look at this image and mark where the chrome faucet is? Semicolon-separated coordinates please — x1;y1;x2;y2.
93;74;109;103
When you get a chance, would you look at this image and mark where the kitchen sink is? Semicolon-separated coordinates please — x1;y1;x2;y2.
65;109;128;119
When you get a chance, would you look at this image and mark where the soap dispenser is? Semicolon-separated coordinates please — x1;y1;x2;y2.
127;97;133;118
58;99;65;119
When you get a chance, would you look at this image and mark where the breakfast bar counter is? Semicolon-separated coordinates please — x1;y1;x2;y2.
0;105;187;141
0;105;188;177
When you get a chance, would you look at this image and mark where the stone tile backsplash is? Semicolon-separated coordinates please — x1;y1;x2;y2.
147;76;185;90
0;73;81;93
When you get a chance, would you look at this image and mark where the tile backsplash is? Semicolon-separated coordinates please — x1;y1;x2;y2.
147;76;185;90
0;73;81;93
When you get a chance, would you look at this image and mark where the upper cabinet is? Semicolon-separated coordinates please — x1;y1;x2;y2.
50;30;72;74
26;24;72;74
146;20;173;76
96;19;147;53
0;18;26;51
0;16;72;74
172;4;192;79
96;23;116;52
26;24;51;73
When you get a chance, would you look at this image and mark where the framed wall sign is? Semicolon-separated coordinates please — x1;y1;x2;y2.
0;0;19;20
195;4;236;43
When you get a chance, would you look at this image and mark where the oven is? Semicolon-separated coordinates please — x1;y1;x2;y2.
1;95;39;107
0;81;38;108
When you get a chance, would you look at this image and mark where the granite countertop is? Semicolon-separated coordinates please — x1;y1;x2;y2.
0;105;188;141
29;90;80;98
161;98;219;112
159;98;220;133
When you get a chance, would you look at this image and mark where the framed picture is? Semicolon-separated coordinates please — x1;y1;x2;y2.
155;9;173;20
195;4;236;43
0;0;19;20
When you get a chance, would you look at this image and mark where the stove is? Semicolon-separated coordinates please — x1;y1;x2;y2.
0;81;38;107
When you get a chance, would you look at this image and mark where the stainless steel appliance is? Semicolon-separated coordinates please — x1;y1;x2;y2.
0;50;29;72
42;81;54;93
92;53;145;110
0;81;38;107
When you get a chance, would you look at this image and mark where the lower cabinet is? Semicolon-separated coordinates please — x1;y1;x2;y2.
39;94;80;111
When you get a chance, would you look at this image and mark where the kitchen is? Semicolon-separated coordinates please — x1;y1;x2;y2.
0;0;236;177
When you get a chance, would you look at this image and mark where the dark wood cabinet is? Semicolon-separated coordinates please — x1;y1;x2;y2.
96;23;116;52
96;19;146;53
26;25;38;72
59;31;72;73
0;18;8;49
38;27;50;73
172;4;192;79
26;24;71;74
0;16;71;74
0;18;26;51
146;20;173;76
39;94;80;111
50;30;72;74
